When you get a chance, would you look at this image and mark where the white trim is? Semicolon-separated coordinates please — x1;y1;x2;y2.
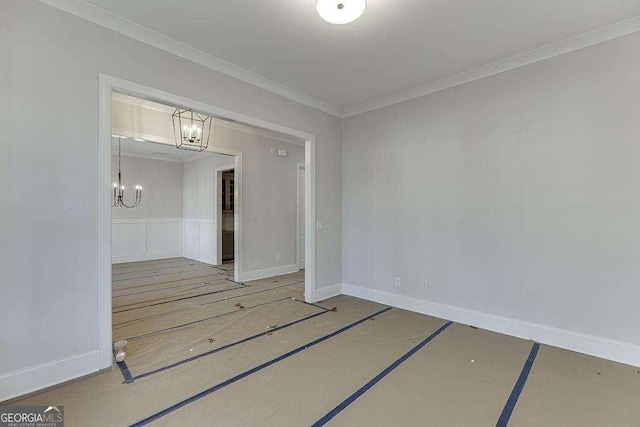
182;218;216;265
238;264;300;283
98;74;112;370
111;218;183;263
39;1;640;119
99;75;318;378
214;119;305;147
296;162;305;271
342;16;640;117
112;217;184;223
233;154;242;282
342;284;640;368
0;351;101;402
305;138;317;302
37;0;342;118
113;252;183;264
314;283;342;301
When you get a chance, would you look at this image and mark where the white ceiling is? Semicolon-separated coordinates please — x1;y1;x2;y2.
111;137;217;163
65;0;640;113
112;92;306;146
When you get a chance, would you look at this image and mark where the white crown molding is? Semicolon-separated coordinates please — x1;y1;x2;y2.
38;1;640;120
213;118;305;147
342;15;640;118
37;0;343;118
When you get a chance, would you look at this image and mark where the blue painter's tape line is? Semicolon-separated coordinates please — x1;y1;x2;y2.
224;277;249;286
124;297;292;342
112;281;304;328
129;306;392;426
294;299;331;312
116;360;134;384
113;269;219;282
132;309;329;382
113;285;246;314
114;280;236;298
312;320;453;427
496;342;540;427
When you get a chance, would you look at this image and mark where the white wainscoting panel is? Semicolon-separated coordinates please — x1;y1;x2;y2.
183;220;200;256
112;218;183;263
112;222;145;260
146;221;182;256
183;218;216;265
199;222;216;261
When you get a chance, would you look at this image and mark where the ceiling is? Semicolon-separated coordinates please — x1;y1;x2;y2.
112;92;305;146
74;0;640;113
111;137;217;163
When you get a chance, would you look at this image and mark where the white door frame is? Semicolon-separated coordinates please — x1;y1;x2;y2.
215;164;235;265
296;162;305;270
98;74;317;369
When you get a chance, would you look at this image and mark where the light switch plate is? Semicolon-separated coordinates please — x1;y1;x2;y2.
316;221;324;231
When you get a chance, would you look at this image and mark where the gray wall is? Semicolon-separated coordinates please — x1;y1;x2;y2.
183;129;304;272
183;153;233;219
111;155;183;219
0;0;341;396
216;127;305;272
342;32;640;347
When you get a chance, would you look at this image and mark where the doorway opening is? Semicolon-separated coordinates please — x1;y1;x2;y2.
217;168;235;265
99;75;317;370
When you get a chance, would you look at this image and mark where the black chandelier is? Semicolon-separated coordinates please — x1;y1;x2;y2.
172;109;212;152
112;137;142;208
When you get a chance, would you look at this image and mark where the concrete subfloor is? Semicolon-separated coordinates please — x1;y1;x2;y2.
8;257;640;426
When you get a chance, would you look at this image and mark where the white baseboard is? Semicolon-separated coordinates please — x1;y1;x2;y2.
182;252;216;266
238;264;299;283
342;283;640;368
315;283;343;301
0;351;103;402
112;251;183;264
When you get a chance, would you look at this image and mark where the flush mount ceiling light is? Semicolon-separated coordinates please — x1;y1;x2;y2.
316;0;366;24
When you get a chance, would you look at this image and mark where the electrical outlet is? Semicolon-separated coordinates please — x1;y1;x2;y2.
422;282;428;292
275;254;280;262
394;277;401;288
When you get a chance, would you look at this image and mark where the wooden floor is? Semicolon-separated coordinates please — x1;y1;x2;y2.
10;257;640;426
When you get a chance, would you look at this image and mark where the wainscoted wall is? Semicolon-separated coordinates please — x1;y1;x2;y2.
112;218;217;265
183;218;216;265
112;218;183;263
